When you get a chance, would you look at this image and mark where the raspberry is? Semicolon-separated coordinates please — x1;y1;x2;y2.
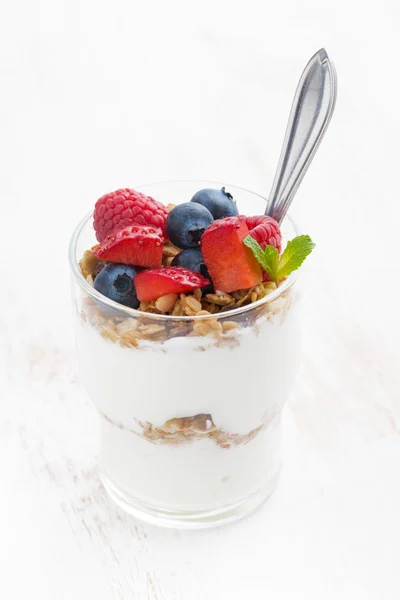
93;188;168;242
244;215;282;253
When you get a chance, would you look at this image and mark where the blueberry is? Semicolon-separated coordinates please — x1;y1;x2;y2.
171;248;214;294
166;202;214;249
190;187;238;219
94;263;140;309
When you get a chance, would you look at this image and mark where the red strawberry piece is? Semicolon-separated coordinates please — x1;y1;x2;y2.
244;215;282;252
134;267;210;302
94;188;169;242
201;217;262;293
93;225;164;268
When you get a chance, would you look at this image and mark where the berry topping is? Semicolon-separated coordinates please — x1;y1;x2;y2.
244;215;282;252
201;217;262;293
134;267;210;302
93;188;168;242
93;225;163;268
166;203;214;249
94;263;140;309
191;187;239;219
171;247;214;294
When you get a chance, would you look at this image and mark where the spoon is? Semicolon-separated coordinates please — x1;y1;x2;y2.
265;48;337;223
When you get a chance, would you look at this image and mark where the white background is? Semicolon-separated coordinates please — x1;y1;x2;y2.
1;1;400;598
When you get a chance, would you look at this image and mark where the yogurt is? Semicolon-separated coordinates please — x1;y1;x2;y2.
74;286;301;522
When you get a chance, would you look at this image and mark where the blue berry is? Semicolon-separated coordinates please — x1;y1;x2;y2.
94;263;140;309
171;248;214;294
190;187;238;219
166;202;214;249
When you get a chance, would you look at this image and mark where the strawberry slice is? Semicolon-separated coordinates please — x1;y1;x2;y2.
201;217;262;293
93;225;163;268
134;267;210;302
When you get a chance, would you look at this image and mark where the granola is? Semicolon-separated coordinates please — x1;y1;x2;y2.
79;248;292;346
79;247;105;281
102;411;280;449
162;242;181;266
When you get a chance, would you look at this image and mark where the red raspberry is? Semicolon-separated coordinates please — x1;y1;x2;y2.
93;188;168;242
244;215;282;253
243;215;282;282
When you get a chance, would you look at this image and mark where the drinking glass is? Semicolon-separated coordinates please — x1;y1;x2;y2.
69;181;301;528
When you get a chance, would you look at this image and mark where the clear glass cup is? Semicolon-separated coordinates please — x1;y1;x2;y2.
69;181;302;528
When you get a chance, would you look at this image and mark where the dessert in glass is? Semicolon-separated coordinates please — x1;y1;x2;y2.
69;180;314;528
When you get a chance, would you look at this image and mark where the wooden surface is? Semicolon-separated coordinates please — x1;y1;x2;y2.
1;1;400;598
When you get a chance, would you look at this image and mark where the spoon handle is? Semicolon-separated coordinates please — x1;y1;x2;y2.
265;48;337;223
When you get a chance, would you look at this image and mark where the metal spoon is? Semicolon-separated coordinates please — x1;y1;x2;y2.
265;48;337;223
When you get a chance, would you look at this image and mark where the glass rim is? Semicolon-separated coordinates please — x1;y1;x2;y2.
68;180;301;322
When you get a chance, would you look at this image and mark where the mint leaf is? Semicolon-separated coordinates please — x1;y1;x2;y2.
244;236;279;281
244;234;315;282
243;236;267;267
262;245;279;280
276;235;315;279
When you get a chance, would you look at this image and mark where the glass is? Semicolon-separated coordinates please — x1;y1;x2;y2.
69;181;302;528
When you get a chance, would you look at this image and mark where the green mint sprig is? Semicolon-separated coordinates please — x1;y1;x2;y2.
244;234;315;282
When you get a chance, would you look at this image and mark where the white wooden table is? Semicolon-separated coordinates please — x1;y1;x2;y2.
1;1;400;597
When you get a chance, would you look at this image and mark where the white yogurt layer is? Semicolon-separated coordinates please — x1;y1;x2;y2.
75;292;301;512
